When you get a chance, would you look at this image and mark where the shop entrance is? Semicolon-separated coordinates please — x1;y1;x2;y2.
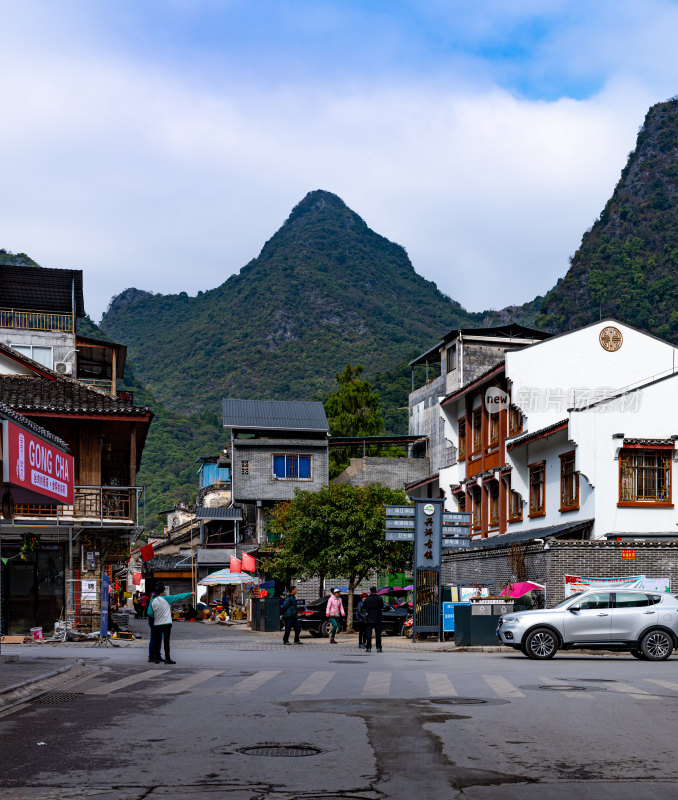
1;546;65;634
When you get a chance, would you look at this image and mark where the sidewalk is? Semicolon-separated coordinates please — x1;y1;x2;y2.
0;654;77;697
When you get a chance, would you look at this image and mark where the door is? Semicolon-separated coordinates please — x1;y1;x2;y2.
609;592;657;641
562;591;612;642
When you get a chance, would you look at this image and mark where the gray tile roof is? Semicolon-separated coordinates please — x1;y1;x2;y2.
0;401;69;450
195;506;243;520
0;265;85;317
465;519;594;550
222;398;329;432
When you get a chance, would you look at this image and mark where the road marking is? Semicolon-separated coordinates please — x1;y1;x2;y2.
539;677;592;700
224;670;281;695
645;678;678;694
605;681;660;699
150;670;223;695
482;674;525;699
84;669;168;695
362;671;391;697
292;671;335;695
426;673;457;697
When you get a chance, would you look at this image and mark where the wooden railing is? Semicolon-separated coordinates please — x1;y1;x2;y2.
15;485;143;525
0;308;74;332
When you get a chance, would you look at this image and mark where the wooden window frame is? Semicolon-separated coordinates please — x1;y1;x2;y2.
489;412;500;447
559;451;579;512
471;488;482;531
457;492;466;513
488;482;499;529
458;418;466;462
508;489;523;523
528;460;546;518
508;405;523;437
618;447;673;507
472;408;483;456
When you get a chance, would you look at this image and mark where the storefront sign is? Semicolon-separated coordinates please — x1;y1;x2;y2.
2;420;73;504
621;549;636;560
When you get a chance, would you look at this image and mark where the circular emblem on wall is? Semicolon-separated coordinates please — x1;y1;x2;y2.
423;503;435;516
599;326;623;352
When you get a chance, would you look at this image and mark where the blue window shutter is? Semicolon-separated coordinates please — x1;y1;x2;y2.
299;456;311;479
273;455;285;478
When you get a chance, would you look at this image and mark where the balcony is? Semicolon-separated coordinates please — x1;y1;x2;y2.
0;307;74;332
15;485;143;526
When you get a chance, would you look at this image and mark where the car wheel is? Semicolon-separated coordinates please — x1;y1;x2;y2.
320;620;333;638
524;627;558;659
640;630;674;661
630;649;646;659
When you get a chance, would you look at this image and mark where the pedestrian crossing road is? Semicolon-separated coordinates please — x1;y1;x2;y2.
77;667;678;702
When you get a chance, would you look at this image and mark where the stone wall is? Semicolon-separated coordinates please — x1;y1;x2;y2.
334;456;430;490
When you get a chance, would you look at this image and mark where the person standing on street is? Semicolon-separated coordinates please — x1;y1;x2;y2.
281;586;302;645
363;586;384;653
148;584;194;664
221;590;230;617
356;592;368;649
326;588;345;643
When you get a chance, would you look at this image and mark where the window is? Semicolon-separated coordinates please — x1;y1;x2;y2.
577;592;611;610
508;405;523;436
529;461;545;517
446;345;457;372
560;452;579;511
241;460;249;476
613;592;650;608
509;489;523;523
10;344;53;369
272;454;312;480
457;493;466;513
458;419;466;461
488;483;499;527
471;489;482;530
619;448;672;505
489;412;499;446
472;408;483;455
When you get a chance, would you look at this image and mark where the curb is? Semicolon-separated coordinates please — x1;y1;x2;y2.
0;663;73;696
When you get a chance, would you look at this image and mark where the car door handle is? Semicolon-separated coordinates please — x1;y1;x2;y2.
597;613;609;616
644;611;656;614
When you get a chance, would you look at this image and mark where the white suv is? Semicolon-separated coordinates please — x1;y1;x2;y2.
497;589;678;660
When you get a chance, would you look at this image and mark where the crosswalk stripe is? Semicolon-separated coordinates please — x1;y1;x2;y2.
85;669;167;695
150;670;223;695
224;670;281;695
605;681;659;699
539;677;592;700
425;673;457;697
645;678;678;693
482;674;525;699
292;671;335;695
362;671;391;697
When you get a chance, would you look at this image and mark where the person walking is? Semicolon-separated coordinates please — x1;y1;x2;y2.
363;586;384;653
220;590;230;617
139;592;150;619
326;588;345;643
148;584;194;664
281;586;302;645
356;592;368;649
147;587;160;663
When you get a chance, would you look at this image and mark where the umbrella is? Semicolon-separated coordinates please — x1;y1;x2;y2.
198;569;258;587
403;584;414;591
499;581;545;598
377;586;408;597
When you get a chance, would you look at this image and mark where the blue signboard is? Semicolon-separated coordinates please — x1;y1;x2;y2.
100;573;109;638
442;601;471;632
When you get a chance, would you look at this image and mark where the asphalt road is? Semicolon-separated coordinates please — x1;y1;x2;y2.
1;619;678;799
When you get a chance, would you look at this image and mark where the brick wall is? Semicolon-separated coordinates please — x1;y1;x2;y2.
441;543;547;594
337;456;431;490
233;442;328;502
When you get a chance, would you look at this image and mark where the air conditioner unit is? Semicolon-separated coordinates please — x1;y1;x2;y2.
55;361;73;375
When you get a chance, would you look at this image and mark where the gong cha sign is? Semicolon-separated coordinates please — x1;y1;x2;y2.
2;420;74;504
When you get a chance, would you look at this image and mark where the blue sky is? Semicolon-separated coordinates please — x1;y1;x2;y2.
1;1;677;320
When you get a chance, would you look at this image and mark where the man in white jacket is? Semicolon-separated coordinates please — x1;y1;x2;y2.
148;583;194;664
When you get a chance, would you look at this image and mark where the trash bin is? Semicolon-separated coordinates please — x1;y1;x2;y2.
453;603;514;645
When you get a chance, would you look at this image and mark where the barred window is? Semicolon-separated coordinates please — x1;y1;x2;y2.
472;408;483;454
488;483;499;527
509;405;523;436
529;461;545;517
472;488;482;530
509;490;523;522
458;418;466;461
241;460;249;476
619;449;671;505
489;412;500;445
560;452;579;511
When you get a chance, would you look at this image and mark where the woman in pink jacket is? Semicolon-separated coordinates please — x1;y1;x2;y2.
326;588;345;643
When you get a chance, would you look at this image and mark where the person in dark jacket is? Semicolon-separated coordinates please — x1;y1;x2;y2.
362;586;384;653
356;592;368;649
281;587;302;645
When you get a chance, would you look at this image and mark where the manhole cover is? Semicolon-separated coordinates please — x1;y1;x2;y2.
539;685;590;692
429;698;487;705
239;745;322;758
31;692;83;705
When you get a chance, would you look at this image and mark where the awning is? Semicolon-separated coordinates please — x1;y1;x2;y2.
198;569;257;586
195;506;243;521
467;519;594;551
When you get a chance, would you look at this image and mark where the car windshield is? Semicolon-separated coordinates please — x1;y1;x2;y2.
551;592;583;609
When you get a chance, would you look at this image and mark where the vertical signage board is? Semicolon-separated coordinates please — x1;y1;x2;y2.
413;498;443;640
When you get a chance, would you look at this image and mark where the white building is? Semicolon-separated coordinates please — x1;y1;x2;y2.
434;319;678;542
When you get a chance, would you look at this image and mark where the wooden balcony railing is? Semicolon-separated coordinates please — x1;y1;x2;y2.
0;308;74;332
15;485;143;525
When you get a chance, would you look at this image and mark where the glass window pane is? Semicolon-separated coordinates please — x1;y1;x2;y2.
298;456;311;479
32;347;53;368
579;592;611;610
273;455;285;478
614;592;649;608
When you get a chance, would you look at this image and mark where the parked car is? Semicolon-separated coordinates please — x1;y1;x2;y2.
298;594;408;637
497;588;678;660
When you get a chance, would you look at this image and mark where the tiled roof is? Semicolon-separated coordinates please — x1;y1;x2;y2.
0;401;69;449
0;265;85;317
195;506;243;520
222;398;329;432
0;375;151;416
506;419;568;450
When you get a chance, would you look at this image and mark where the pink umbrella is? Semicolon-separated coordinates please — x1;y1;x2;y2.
500;581;545;598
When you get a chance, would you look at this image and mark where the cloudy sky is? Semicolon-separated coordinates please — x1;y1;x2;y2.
1;1;677;321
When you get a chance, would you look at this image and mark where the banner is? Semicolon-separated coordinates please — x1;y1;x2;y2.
140;543;154;562
132;571;142;586
564;574;644;596
230;556;242;573
241;552;256;572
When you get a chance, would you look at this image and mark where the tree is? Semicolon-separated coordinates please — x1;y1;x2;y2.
265;484;412;630
324;364;385;479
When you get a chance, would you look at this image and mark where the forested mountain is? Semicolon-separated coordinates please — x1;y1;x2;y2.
100;190;479;415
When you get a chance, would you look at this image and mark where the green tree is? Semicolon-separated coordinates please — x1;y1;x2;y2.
324;364;384;479
265;484;412;631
